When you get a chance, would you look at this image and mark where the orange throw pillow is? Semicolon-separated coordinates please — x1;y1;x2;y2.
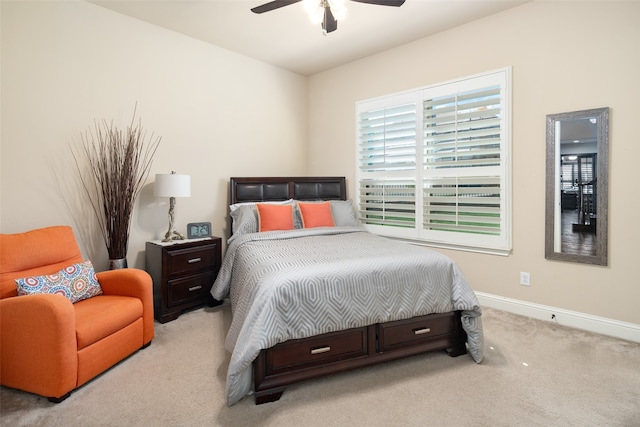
256;203;294;232
298;202;335;228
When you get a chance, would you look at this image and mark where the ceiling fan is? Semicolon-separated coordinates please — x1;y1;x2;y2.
251;0;406;35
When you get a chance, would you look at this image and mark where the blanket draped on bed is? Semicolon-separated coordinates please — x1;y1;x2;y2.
211;227;483;406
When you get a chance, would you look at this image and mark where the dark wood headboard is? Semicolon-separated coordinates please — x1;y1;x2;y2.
230;177;346;204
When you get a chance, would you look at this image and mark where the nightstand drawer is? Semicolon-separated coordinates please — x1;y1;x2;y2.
266;327;368;374
166;243;217;275
167;271;216;307
378;312;457;352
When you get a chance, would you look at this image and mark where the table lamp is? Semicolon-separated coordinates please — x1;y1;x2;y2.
154;171;191;242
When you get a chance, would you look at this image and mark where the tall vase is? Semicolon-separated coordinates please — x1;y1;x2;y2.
108;258;128;270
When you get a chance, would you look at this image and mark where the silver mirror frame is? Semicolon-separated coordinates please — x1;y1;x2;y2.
545;107;609;265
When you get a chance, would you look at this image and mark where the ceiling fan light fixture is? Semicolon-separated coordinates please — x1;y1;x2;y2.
303;0;325;24
252;0;404;35
304;0;346;25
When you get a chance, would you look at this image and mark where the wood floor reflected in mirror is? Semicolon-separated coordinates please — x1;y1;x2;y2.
561;209;595;257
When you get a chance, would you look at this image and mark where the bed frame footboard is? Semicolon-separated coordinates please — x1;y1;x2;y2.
253;311;467;404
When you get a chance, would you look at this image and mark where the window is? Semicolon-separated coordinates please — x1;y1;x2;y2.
356;68;512;254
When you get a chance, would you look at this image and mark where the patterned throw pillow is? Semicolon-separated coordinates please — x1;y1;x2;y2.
15;260;103;303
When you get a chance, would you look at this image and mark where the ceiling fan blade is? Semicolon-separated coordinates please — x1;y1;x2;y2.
251;0;302;14
322;6;338;33
349;0;406;6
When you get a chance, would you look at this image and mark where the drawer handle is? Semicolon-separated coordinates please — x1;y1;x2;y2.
188;258;202;264
188;285;203;292
413;327;431;335
310;346;331;355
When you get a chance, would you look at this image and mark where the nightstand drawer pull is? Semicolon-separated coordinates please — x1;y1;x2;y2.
413;327;431;335
310;346;331;355
187;257;202;264
188;285;203;292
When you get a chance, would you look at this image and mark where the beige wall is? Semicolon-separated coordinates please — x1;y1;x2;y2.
1;1;307;270
2;1;638;327
307;1;640;325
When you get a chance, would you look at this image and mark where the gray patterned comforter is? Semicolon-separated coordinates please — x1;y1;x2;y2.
211;227;483;406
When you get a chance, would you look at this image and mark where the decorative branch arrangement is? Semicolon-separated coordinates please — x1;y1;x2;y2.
71;108;160;264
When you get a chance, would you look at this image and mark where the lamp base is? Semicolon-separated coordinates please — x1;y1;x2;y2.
162;230;186;242
162;196;186;242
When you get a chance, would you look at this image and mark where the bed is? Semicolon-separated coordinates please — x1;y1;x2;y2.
211;176;483;406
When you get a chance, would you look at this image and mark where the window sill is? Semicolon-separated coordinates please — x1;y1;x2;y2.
389;236;512;257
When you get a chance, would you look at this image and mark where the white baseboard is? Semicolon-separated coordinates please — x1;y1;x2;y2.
475;292;640;343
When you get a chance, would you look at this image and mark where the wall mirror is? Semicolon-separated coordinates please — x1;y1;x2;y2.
545;107;609;265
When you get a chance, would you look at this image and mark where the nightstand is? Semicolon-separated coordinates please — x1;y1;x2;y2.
145;237;222;323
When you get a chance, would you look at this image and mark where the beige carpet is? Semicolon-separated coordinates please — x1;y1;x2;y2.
1;303;639;426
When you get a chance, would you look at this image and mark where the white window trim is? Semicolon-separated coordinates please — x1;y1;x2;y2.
355;67;512;256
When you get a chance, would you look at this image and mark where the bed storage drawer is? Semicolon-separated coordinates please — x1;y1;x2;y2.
265;327;369;374
253;311;468;405
378;312;458;352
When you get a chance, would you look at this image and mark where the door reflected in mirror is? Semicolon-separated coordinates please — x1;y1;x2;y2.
545;107;608;265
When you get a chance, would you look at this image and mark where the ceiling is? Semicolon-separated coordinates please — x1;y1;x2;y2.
90;0;528;76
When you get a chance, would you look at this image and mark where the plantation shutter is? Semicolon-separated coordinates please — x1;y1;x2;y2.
561;161;574;190
423;86;502;169
422;176;501;236
422;84;503;237
356;68;511;253
358;100;418;229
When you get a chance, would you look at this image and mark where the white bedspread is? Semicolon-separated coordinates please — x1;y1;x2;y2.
211;227;483;406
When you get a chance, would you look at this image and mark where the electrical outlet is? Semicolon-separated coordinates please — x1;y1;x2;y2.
520;272;531;286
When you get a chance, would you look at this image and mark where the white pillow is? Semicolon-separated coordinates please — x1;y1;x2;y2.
330;200;358;227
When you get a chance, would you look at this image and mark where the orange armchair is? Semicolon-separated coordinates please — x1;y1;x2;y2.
0;226;154;402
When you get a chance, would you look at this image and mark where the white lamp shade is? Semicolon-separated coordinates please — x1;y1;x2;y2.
154;174;191;198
